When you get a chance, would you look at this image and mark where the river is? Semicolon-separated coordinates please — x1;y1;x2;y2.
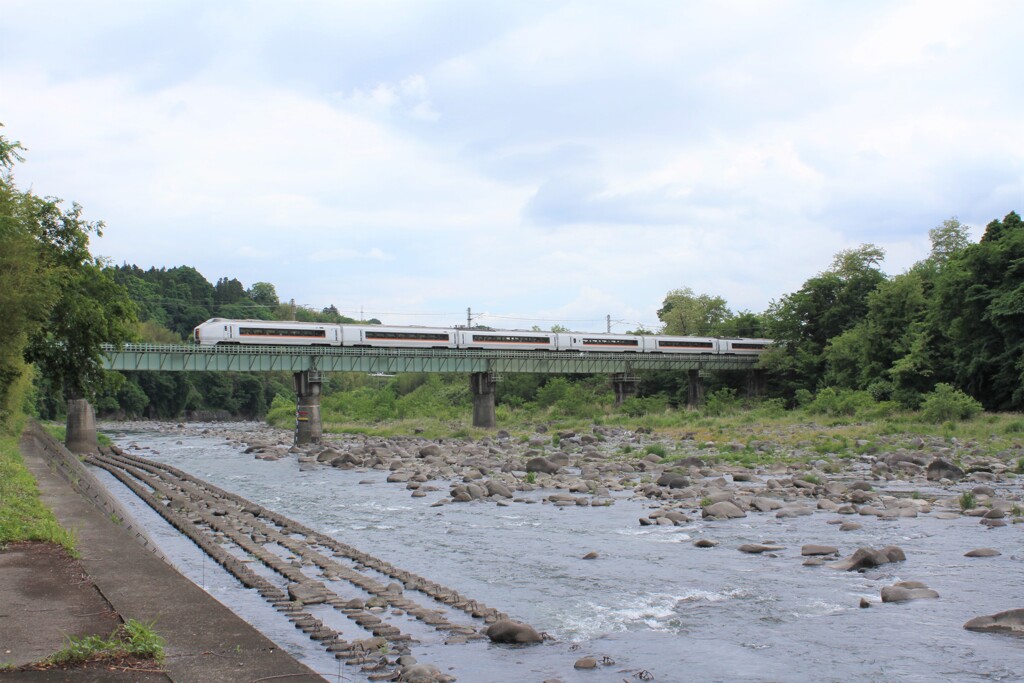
95;424;1024;682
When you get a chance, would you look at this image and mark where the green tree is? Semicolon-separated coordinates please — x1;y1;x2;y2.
247;281;279;308
932;211;1024;409
763;244;887;398
0;130;58;429
0;127;137;431
214;277;247;307
657;288;731;335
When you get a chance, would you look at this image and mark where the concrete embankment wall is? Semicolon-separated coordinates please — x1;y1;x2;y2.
24;421;168;562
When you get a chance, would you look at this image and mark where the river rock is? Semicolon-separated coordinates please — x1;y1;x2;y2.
400;663;454;682
525;457;561;475
702;501;746;520
776;505;814;518
485;619;543;644
801;544;839;556
927;458;965;482
418;444;442;458
574;656;598;669
965;548;1002;557
750;496;782;512
830;546;906;571
486;480;514;498
881;582;939;603
656;472;691;488
739;543;785;554
694;539;719;548
964;609;1024;634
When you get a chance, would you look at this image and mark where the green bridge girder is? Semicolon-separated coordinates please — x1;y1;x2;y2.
100;343;762;375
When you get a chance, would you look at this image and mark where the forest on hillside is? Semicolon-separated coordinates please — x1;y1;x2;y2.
3;124;1023;427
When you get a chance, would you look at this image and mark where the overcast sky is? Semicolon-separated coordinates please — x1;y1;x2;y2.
3;1;1022;332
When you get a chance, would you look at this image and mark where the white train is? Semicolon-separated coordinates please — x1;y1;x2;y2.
193;318;771;355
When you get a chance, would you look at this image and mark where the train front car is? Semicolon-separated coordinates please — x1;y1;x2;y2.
194;319;342;346
456;330;558;351
648;336;719;354
719;338;773;355
194;318;228;346
345;325;457;349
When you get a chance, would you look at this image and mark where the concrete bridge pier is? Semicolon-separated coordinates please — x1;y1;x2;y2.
65;398;99;454
470;372;496;429
293;371;323;445
746;369;767;398
687;369;705;410
612;373;639;406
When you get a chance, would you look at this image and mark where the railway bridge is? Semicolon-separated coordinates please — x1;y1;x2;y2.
96;343;764;445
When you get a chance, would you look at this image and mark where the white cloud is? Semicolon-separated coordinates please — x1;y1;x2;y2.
2;1;1023;331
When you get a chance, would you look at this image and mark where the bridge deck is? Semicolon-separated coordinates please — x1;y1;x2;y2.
100;343;762;374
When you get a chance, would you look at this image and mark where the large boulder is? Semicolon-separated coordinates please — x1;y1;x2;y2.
927;458;965;482
881;582;940;603
485;619;543;644
525;457;561;475
485;480;514;498
829;546;906;571
702;501;746;520
418;444;442;458
656;473;691;489
964;609;1024;634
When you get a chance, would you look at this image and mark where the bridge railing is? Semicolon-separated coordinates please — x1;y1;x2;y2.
99;343;763;373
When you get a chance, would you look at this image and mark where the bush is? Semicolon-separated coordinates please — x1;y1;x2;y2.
805;387;876;417
644;443;668;458
619;395;668;417
1003;420;1024;434
703;388;739;417
920;384;982;423
264;393;295;428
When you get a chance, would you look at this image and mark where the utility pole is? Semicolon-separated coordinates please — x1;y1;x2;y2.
607;314;611;333
467;307;472;329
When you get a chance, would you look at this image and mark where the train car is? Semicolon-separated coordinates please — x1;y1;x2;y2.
193;318;342;346
719;338;772;355
455;330;559;351
646;336;719;354
343;325;457;349
563;333;645;353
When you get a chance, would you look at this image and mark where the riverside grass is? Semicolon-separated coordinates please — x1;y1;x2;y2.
0;426;76;552
44;619;165;667
268;390;1024;468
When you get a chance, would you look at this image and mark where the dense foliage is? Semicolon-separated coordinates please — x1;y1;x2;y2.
0;127;137;431
759;214;1024;412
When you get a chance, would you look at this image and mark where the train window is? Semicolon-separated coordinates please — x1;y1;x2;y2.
472;334;551;344
582;337;639;346
365;331;450;341
731;342;768;350
239;327;326;337
658;340;714;348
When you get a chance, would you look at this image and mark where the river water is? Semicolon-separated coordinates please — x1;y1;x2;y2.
96;425;1024;682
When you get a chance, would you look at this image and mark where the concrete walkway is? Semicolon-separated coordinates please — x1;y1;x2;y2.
0;424;325;682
